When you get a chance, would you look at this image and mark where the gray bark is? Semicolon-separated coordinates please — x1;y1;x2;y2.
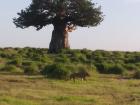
49;25;70;53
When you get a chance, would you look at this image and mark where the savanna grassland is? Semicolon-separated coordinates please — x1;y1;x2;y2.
0;48;140;105
0;74;140;105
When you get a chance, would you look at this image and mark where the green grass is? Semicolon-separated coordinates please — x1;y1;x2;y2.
0;73;140;105
0;96;38;105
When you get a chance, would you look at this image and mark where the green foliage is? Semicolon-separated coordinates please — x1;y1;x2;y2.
1;48;140;77
55;54;70;63
95;62;111;73
0;96;38;105
8;56;22;67
13;0;103;30
108;64;126;74
70;50;84;62
41;63;93;80
96;63;126;74
1;65;23;73
0;49;17;59
40;55;51;63
24;63;39;75
42;64;70;79
70;50;81;62
124;64;139;71
133;70;140;79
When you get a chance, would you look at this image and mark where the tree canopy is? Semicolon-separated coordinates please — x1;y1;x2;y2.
13;0;103;30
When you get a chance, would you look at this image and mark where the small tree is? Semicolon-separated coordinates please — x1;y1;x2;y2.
13;0;103;53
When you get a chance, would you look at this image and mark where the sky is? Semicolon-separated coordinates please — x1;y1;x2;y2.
0;0;140;51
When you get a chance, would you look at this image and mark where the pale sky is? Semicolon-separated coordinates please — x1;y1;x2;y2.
0;0;140;51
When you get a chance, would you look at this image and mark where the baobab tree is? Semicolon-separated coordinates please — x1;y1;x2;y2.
13;0;103;53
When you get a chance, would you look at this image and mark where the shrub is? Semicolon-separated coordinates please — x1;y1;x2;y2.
40;55;51;63
79;55;88;63
90;64;97;70
108;64;126;74
124;64;138;71
1;65;23;73
95;62;112;73
133;70;140;79
70;50;82;62
8;57;22;67
68;63;93;72
55;54;70;63
41;64;70;79
22;61;32;66
96;63;126;74
37;62;46;70
24;63;39;75
77;65;89;75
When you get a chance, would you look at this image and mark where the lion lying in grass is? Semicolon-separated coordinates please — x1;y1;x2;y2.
70;70;90;81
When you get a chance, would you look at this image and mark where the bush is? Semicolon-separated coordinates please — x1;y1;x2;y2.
55;54;70;63
37;62;46;70
96;63;126;74
108;64;126;74
1;65;23;73
124;64;138;71
79;55;88;63
133;70;140;79
95;62;112;73
24;63;39;75
41;64;70;79
22;61;33;66
8;57;22;67
76;65;89;74
70;50;82;62
90;64;97;71
40;55;51;63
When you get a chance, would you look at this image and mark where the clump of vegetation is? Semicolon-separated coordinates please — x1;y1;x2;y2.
24;63;39;75
133;70;140;79
1;48;140;78
41;64;71;79
41;63;93;80
76;65;90;73
55;54;70;63
8;56;22;67
108;64;126;74
95;62;111;73
96;63;126;75
1;65;23;73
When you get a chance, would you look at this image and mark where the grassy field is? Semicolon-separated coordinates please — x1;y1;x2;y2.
0;73;140;105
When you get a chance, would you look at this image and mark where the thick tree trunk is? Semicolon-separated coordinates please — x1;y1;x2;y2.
49;25;70;53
